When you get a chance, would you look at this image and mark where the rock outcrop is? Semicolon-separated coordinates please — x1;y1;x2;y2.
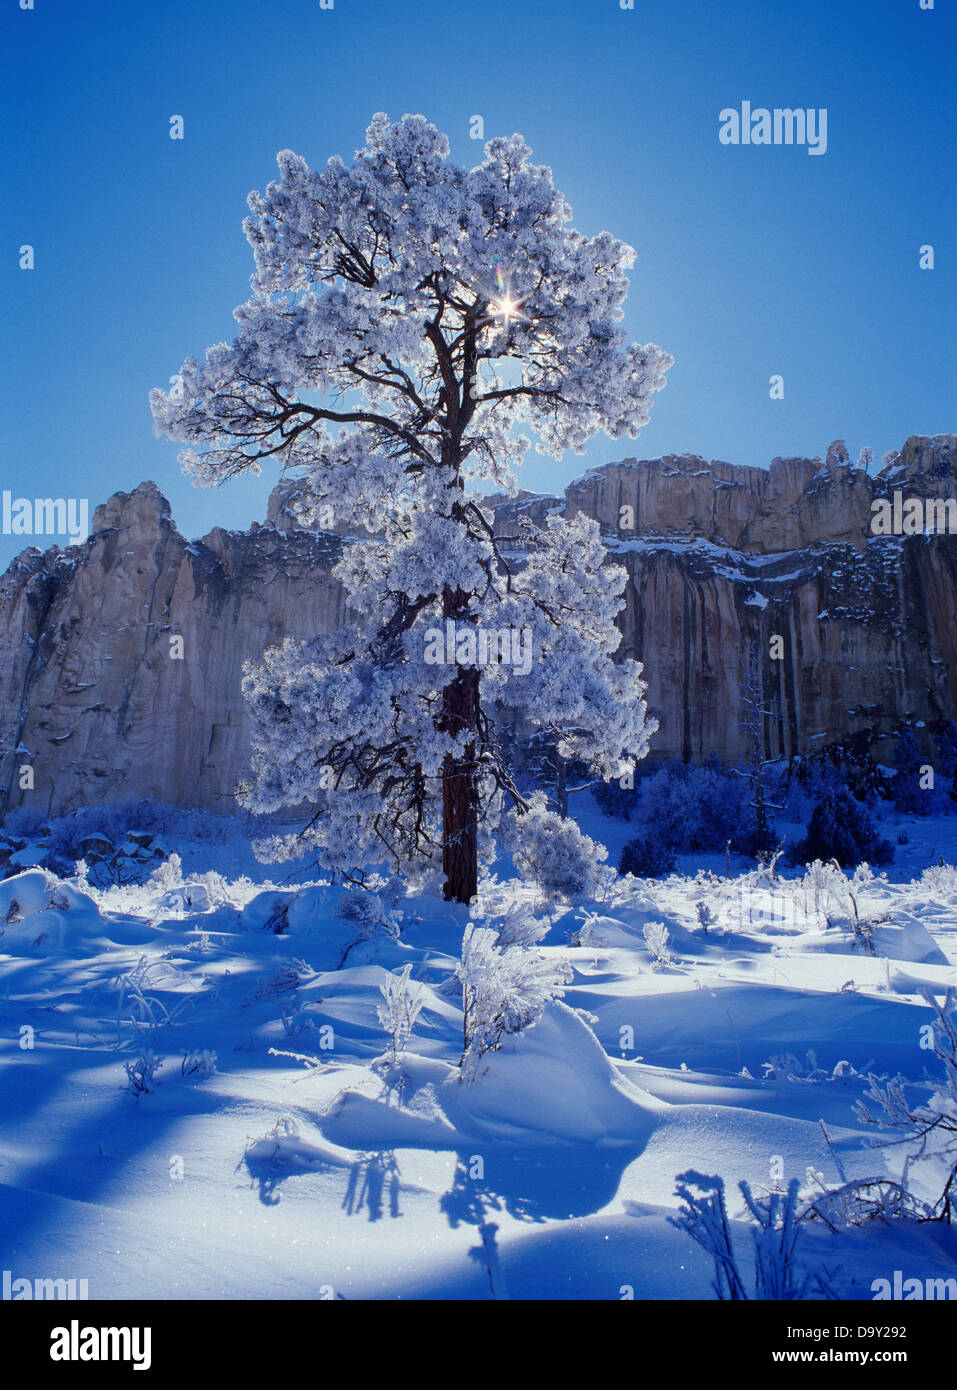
1;435;955;814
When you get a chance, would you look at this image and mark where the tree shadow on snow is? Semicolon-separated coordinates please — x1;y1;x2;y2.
341;1151;402;1220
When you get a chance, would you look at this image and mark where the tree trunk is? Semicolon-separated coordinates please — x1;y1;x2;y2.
440;586;479;903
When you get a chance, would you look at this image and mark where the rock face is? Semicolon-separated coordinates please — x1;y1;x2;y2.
1;435;955;814
0;483;351;815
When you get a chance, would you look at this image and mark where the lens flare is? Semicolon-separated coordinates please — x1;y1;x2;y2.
489;263;526;326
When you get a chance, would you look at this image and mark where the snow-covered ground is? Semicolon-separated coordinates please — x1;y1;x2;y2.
1;804;957;1301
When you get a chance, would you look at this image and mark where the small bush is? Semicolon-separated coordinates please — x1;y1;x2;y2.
670;1172;824;1300
180;1049;217;1079
937;722;957;806
511;793;610;904
854;987;957;1222
377;963;424;1066
619;834;676;879
1;806;48;840
643;921;673;970
792;787;893;869
592;778;641;821
630;763;750;856
125;1049;162;1097
47;799;233;864
456;923;572;1082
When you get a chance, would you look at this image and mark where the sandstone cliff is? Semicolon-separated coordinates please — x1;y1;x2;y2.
1;435;955;814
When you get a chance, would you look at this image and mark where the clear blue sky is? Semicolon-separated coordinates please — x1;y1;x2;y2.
2;0;953;567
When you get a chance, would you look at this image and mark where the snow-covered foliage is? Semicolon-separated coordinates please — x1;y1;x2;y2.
799;1174;928;1229
794;786;893;868
618;831;677;880
739;1181;823;1300
335;889;402;946
376;962;424;1065
181;1048;218;1079
920;861;957;896
151;113;671;491
642;920;673;970
488;901;550;948
125;1048;162;1097
151;113;668;896
854;988;957;1220
626;763;749;852
510;792;611;905
456;922;572;1081
672;1173;823;1300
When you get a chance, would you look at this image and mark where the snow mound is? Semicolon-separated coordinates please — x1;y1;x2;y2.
0;870;102;953
799;915;948;966
0;869;62;918
240;884;402;971
445;1000;667;1145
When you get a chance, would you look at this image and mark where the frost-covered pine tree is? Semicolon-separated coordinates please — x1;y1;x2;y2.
151;113;670;902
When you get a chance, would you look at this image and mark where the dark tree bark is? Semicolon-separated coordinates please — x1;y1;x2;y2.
440;585;479;903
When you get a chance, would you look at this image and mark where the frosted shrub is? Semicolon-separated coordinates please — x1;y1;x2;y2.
850;862;875;894
796;859;887;948
671;1172;822;1300
149;853;183;892
854;988;957;1221
740;1181;815;1301
457;923;572;1082
336;890;402;940
335;889;403;966
492;902;550;948
798;859;847;928
636;764;749;854
185;869;230;906
642;920;673;970
671;1171;747;1299
112;956;192;1041
920;862;957;896
511;793;609;905
125;1049;162;1097
180;1048;217;1078
799;1174;929;1229
377;963;424;1065
793;787;892;868
618;832;676;880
